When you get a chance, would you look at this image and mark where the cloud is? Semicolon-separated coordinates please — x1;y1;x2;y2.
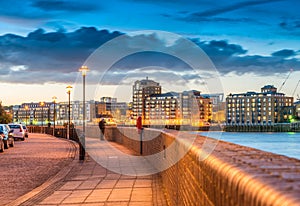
0;1;100;20
193;0;280;17
0;27;122;83
191;39;299;75
0;27;299;85
183;0;282;21
272;49;297;58
32;0;99;12
279;20;300;30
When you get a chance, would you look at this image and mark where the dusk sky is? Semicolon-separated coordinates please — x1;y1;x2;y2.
0;0;299;105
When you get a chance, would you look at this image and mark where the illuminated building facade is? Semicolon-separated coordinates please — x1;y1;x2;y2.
96;97;128;123
12;101;95;125
144;92;180;125
226;85;294;125
180;90;212;126
132;77;161;120
144;90;212;126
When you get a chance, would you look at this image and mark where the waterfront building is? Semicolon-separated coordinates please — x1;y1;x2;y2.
294;100;300;119
226;85;294;125
144;92;180;125
96;97;129;124
12;101;95;126
144;90;212;127
132;77;161;120
180;90;212;126
200;93;225;123
13;102;53;125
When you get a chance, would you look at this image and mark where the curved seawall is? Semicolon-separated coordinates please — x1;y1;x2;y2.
87;126;300;206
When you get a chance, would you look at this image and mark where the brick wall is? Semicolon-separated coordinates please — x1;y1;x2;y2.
89;126;300;206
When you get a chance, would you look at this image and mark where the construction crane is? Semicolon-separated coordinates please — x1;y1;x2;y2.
278;69;293;92
292;80;300;98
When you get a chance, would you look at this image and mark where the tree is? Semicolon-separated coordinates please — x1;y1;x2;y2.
0;102;12;124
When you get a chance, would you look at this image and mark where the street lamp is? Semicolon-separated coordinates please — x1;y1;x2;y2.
66;86;72;140
52;96;57;137
79;65;89;160
25;105;29;126
40;101;45;133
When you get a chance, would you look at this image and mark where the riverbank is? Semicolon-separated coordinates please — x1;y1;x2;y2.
224;123;300;132
199;131;300;160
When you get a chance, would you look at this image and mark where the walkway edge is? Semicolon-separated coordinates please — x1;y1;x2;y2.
6;137;78;206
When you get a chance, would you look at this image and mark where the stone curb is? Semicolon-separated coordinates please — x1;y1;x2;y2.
6;136;78;206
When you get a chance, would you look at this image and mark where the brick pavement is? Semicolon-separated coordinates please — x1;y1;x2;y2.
0;134;76;206
9;138;168;206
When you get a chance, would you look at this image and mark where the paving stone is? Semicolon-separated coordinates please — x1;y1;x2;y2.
134;179;152;188
115;179;135;188
59;181;82;190
96;179;118;189
7;137;167;206
77;179;101;190
108;188;132;201
85;189;112;202
0;134;76;205
39;191;71;204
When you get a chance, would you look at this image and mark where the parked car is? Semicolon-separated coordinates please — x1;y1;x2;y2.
0;134;4;152
0;124;14;148
8;123;25;141
22;125;29;138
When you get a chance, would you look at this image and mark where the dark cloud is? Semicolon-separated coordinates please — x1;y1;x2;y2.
0;27;122;83
110;51;192;71
0;27;299;85
0;1;100;20
279;20;300;30
190;39;248;65
217;55;299;75
207;40;247;55
172;12;261;23
97;36;299;83
184;0;282;20
127;0;212;6
190;39;299;75
272;49;297;58
32;0;99;12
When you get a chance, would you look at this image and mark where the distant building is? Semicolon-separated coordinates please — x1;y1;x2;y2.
202;93;225;123
132;77;161;120
13;102;53;125
180;90;212;126
12;101;95;126
144;90;212;126
144;92;180;125
99;97;117;103
96;97;129;124
226;85;294;125
294;100;300;119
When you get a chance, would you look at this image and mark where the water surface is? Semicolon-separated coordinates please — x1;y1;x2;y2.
199;132;300;160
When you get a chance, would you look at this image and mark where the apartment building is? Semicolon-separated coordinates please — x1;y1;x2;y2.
132;77;161;120
226;85;294;125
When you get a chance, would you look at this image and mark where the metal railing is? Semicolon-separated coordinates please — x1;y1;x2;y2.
27;126;79;142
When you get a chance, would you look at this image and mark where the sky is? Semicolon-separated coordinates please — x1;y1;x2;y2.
0;0;299;105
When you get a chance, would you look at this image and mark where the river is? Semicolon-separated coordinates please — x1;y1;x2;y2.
199;132;300;160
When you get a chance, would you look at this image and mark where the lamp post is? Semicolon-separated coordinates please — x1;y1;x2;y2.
52;96;57;137
66;86;72;140
79;65;89;160
40;101;45;133
25;105;29;126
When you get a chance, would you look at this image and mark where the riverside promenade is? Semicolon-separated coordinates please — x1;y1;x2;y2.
9;127;300;206
7;134;167;206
